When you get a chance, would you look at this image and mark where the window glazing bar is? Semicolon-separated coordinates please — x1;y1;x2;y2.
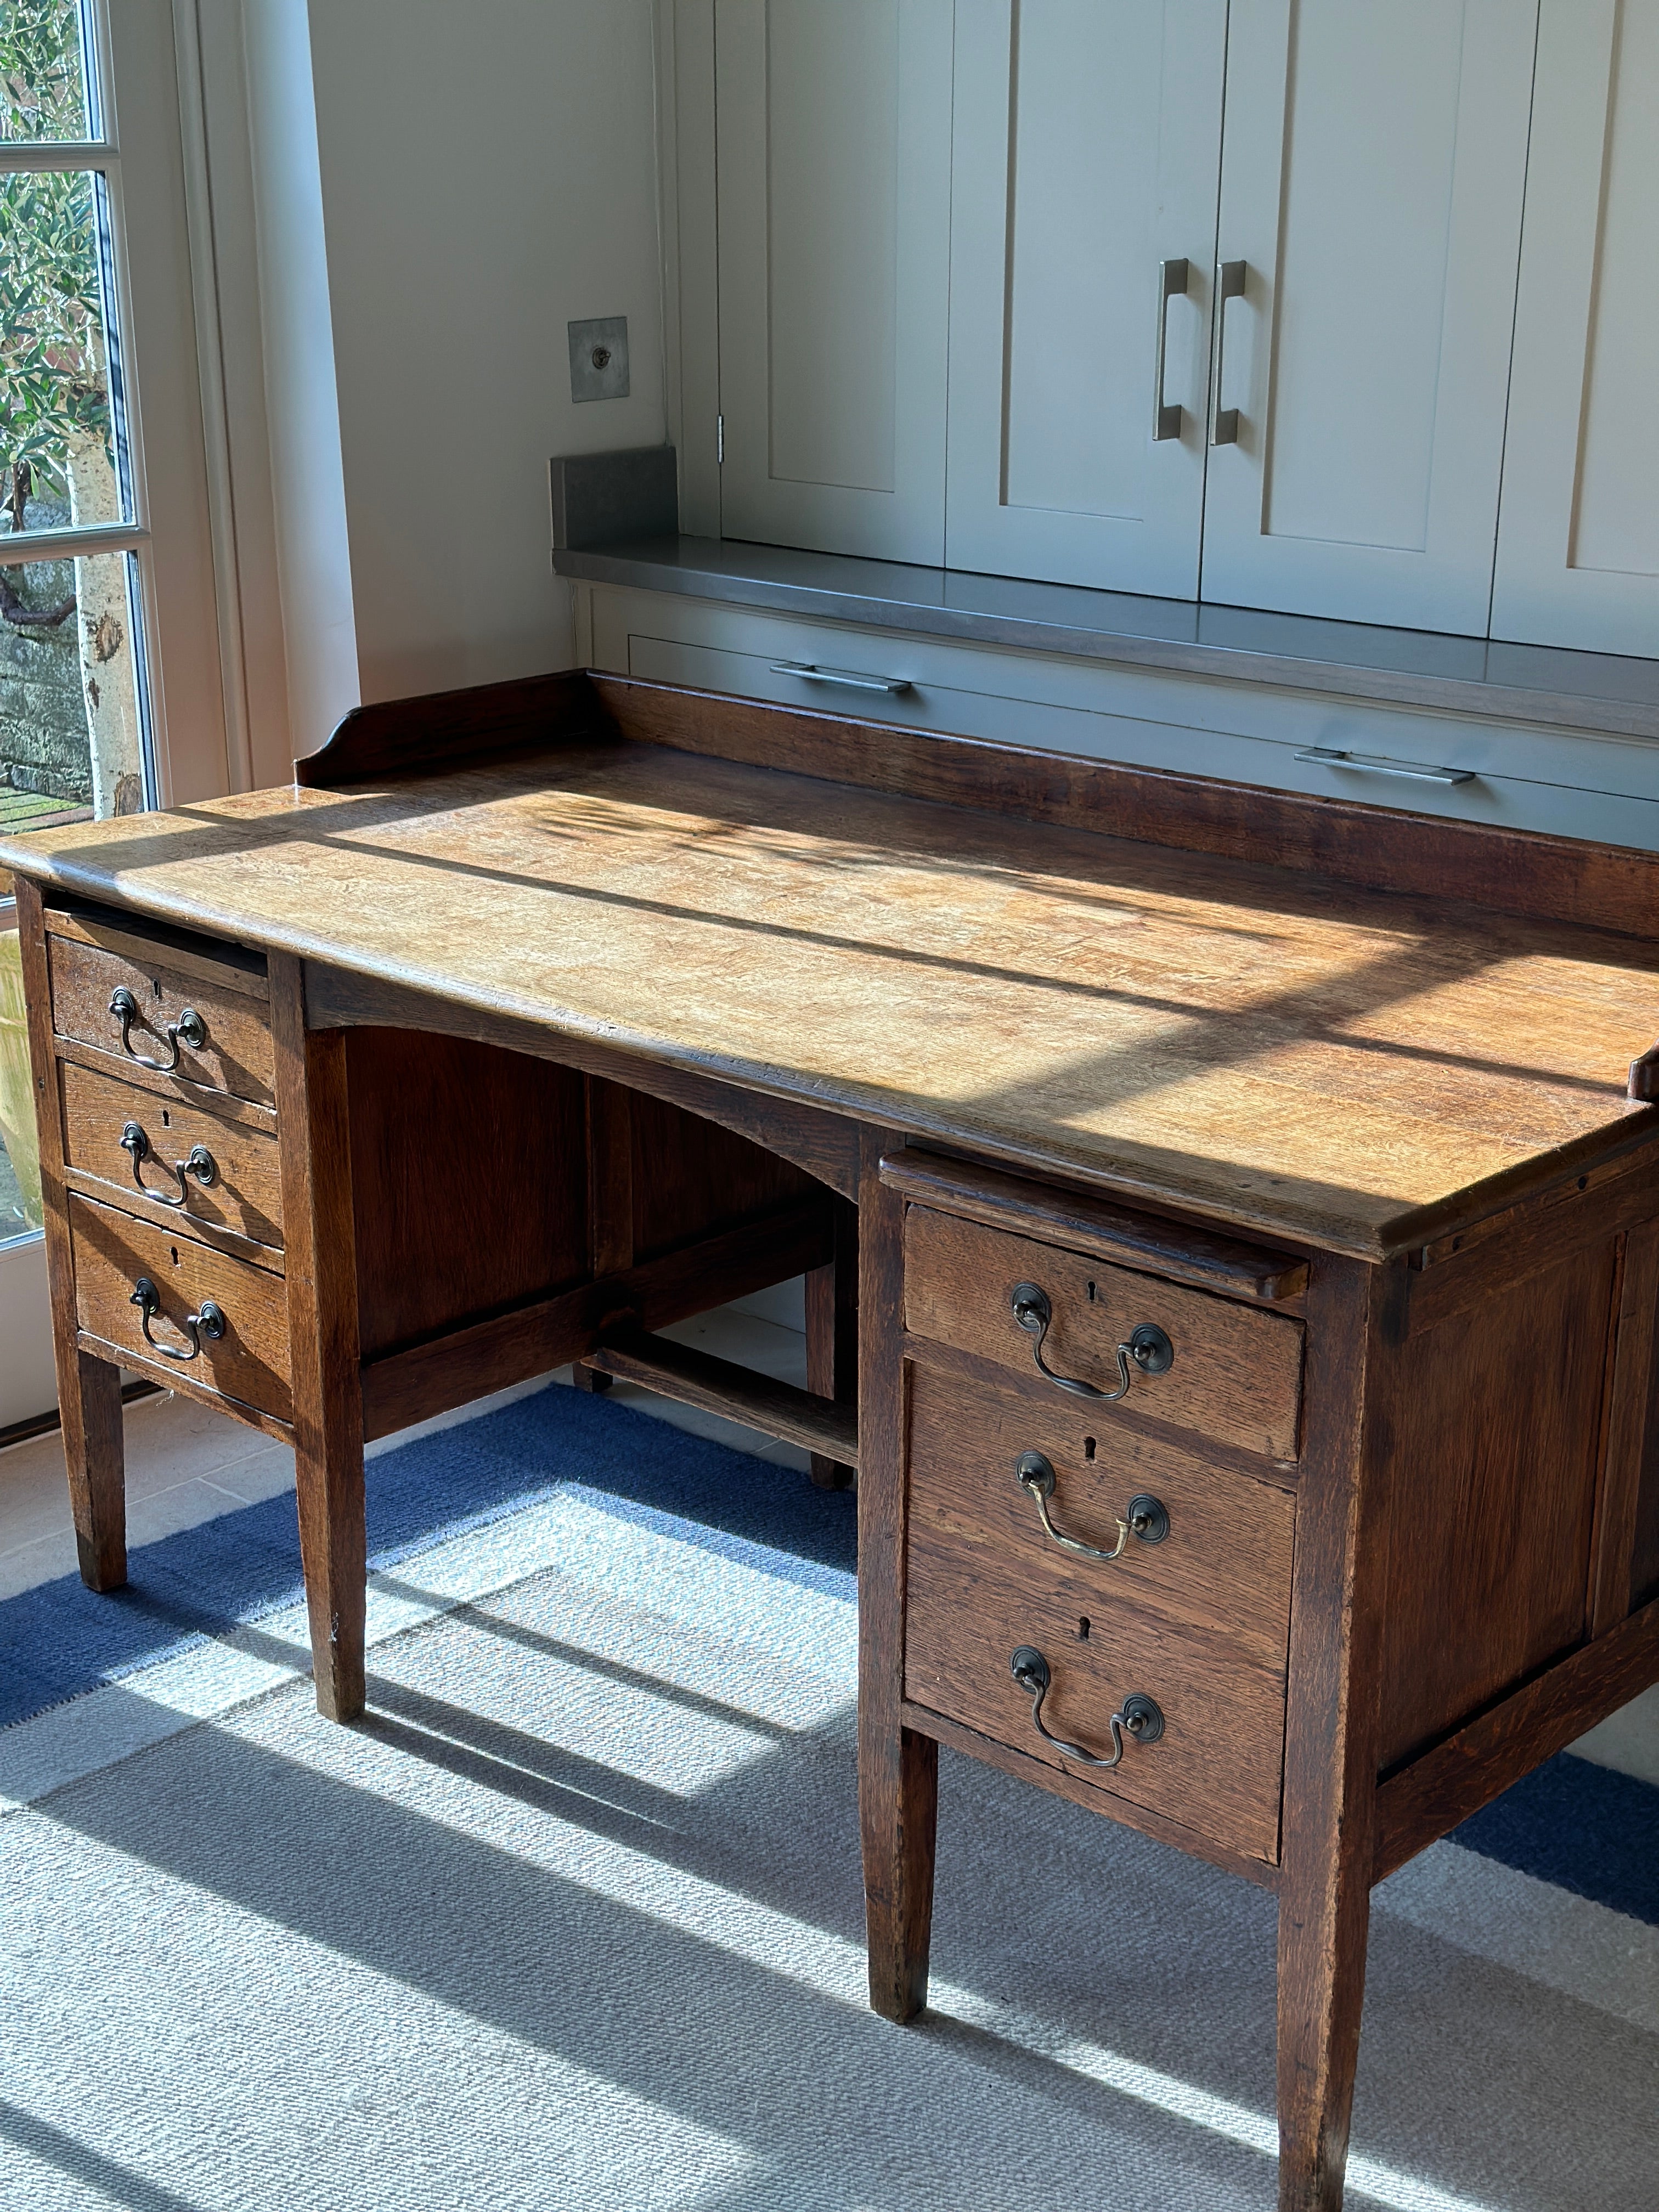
0;522;147;568
0;141;116;174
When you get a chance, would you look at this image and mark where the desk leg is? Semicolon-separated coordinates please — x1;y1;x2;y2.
857;1135;937;2019
1276;1259;1393;2212
15;877;127;1589
806;1193;857;1489
272;957;366;1724
60;1352;126;1591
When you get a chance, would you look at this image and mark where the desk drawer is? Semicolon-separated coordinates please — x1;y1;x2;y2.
70;1194;291;1420
47;924;275;1106
908;1362;1294;1675
905;1206;1304;1462
60;1060;284;1251
601;589;1659;850
904;1522;1286;1865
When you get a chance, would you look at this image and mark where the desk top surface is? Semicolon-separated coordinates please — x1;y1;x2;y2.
5;736;1659;1260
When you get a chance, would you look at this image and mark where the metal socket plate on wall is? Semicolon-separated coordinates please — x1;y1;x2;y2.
568;317;630;403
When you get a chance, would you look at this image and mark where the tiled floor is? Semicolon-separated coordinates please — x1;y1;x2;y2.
0;1289;812;1601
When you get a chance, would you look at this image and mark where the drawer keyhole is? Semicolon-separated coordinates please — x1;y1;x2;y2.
1077;1617;1091;1641
1083;1436;1097;1462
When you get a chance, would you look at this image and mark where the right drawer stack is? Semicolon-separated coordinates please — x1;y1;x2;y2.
900;1195;1306;1870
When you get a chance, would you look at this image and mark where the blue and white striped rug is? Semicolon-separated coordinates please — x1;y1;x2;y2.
1;1383;1654;2210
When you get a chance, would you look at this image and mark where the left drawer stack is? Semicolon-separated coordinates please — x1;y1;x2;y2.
42;904;291;1429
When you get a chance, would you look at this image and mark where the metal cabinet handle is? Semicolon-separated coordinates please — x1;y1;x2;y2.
1014;1451;1169;1562
1210;259;1246;445
1009;1282;1174;1403
128;1274;227;1363
1153;257;1190;441
769;662;913;696
1294;745;1476;788
119;1120;218;1209
1009;1646;1164;1770
108;986;207;1073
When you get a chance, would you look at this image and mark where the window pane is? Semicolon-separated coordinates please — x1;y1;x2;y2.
0;166;127;531
2;549;149;821
0;1;91;144
0;919;42;1241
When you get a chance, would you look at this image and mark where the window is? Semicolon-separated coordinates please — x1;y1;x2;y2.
1;0;155;849
0;0;230;1424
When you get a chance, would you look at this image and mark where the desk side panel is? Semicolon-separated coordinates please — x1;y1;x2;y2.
1376;1235;1620;1773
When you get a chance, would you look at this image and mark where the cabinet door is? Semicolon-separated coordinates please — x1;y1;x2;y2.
944;0;1226;597
1200;0;1536;634
1491;2;1659;658
713;0;954;563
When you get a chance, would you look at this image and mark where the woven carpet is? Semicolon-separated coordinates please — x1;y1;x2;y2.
1;1383;1655;2211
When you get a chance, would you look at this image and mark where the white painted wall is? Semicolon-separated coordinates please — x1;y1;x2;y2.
238;0;360;776
305;0;665;721
205;1;665;770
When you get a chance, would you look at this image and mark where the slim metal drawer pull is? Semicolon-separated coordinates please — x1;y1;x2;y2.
1009;1646;1164;1770
1210;258;1247;445
1153;256;1190;441
1294;745;1475;787
108;985;207;1072
128;1275;227;1362
768;662;913;696
1009;1281;1173;1402
1014;1451;1169;1561
119;1120;218;1209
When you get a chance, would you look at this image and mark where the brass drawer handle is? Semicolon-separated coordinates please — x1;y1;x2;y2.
1009;1282;1173;1402
128;1274;227;1363
108;986;207;1073
1009;1646;1164;1770
120;1120;218;1210
1014;1451;1169;1561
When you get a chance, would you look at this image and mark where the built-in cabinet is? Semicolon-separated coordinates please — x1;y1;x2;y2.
712;0;954;563
1490;0;1659;655
944;0;1224;600
1200;0;1534;635
681;0;1659;657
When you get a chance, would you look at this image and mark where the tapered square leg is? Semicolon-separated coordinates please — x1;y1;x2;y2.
272;955;365;1724
856;1133;936;2018
1274;1255;1395;2211
63;1348;126;1592
862;1721;938;2019
1276;1835;1373;2210
14;877;129;1594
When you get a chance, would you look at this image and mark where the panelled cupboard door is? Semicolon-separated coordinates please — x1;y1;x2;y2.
944;0;1226;597
1491;1;1659;659
1200;0;1537;635
713;0;954;563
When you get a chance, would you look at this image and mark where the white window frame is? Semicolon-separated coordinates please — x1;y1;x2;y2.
1;0;233;1428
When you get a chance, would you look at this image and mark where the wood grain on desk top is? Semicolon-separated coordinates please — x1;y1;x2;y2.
4;738;1658;1260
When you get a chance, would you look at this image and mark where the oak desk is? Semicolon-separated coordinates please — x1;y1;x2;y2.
7;670;1659;2212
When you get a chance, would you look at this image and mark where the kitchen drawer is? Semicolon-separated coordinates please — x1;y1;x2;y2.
46;916;275;1106
59;1059;284;1252
908;1362;1294;1675
594;585;1659;849
70;1194;291;1421
905;1205;1304;1462
904;1519;1286;1865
